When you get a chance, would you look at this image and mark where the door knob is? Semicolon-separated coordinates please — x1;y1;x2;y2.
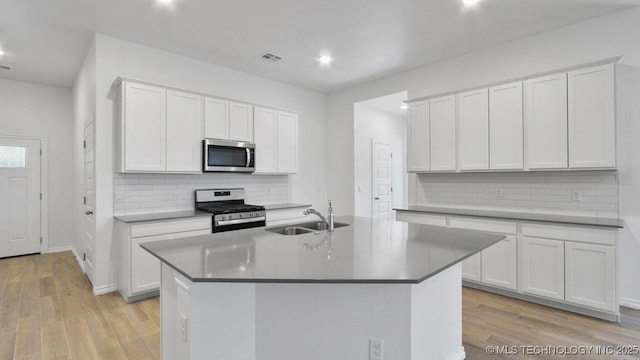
85;210;94;215
374;197;380;200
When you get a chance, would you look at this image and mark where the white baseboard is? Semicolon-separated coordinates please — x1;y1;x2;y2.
93;284;118;296
45;245;74;254
620;298;640;310
448;347;466;360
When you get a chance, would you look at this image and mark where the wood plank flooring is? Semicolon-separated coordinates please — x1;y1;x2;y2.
0;252;159;360
1;251;640;359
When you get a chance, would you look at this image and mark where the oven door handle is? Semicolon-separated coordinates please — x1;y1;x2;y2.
217;216;266;226
246;148;251;168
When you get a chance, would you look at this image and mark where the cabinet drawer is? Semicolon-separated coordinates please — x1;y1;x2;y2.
448;216;516;234
521;223;615;245
395;212;446;227
131;217;211;238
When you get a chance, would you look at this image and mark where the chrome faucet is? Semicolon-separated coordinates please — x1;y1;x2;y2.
303;200;335;232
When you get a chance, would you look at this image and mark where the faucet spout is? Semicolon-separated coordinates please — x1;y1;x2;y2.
303;201;335;232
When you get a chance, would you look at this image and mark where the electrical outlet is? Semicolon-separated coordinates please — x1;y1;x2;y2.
495;188;503;198
180;314;188;342
370;339;383;360
572;189;583;202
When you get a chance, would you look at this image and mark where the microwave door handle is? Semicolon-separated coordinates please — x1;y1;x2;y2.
246;148;251;167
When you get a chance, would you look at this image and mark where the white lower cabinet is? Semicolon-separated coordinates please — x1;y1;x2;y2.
462;254;482;282
449;217;517;290
482;234;517;290
116;217;211;302
565;242;616;312
395;210;619;320
520;236;565;301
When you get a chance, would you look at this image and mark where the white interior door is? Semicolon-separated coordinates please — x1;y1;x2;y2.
0;137;41;258
372;141;392;219
84;120;96;284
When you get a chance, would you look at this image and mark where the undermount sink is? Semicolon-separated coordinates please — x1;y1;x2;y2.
292;221;349;231
266;226;315;236
265;222;349;236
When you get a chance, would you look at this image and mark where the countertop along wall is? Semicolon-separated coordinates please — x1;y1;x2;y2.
79;34;329;292
326;7;640;307
0;78;74;252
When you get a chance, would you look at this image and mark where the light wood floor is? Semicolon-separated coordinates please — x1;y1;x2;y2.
1;252;640;359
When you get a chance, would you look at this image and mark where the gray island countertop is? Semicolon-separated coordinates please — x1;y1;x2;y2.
141;215;504;284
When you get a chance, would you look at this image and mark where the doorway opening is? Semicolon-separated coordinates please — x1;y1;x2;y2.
353;91;408;219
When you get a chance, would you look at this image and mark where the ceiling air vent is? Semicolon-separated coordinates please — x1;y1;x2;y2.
0;64;11;70
259;52;283;63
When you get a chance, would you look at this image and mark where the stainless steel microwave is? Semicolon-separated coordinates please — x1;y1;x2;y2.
203;138;255;173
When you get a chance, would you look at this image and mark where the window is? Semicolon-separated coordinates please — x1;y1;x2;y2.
0;146;26;168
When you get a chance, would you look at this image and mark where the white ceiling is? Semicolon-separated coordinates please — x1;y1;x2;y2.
0;0;637;93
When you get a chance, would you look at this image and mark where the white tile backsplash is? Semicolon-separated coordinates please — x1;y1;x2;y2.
114;173;289;215
416;171;619;218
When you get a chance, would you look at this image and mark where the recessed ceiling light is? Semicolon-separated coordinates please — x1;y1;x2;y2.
400;104;408;110
318;55;333;66
463;0;481;7
157;0;173;6
0;49;4;57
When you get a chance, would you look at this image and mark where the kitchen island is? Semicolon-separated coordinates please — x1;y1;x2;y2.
142;216;504;360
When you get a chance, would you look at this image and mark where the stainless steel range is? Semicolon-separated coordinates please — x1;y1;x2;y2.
195;189;266;233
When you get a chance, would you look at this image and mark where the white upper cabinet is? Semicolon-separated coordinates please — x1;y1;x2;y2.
203;98;254;142
229;102;254;142
568;63;616;168
203;97;230;139
524;73;568;169
276;111;299;174
254;107;298;174
489;82;523;170
457;88;489;171
429;95;456;171
120;82;167;172
166;90;202;172
407;101;430;172
119;81;201;173
254;107;278;174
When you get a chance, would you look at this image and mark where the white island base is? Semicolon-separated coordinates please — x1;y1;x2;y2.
160;263;465;360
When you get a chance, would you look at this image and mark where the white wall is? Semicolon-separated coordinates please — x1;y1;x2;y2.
83;34;328;291
353;101;407;217
0;78;74;252
327;7;640;305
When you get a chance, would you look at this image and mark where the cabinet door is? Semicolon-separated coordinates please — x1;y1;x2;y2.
132;234;173;293
565;242;616;311
166;90;202;172
568;63;616;168
429;95;456;171
123;82;166;171
521;236;564;300
407;101;430;172
203;97;230;139
462;254;482;282
457;88;489;170
229;102;254;142
489;82;523;170
253;107;278;174
482;235;517;290
277;112;299;173
524;73;568;169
